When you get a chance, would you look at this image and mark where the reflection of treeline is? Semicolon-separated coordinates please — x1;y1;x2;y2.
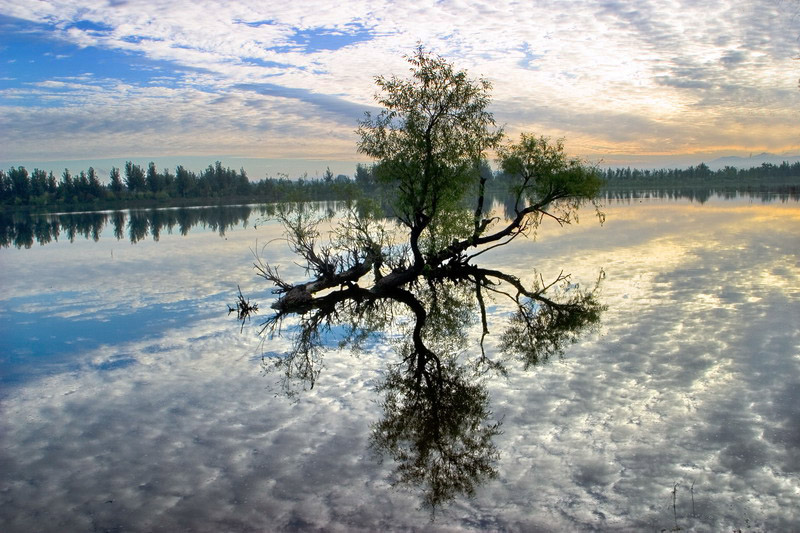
4;186;797;249
0;161;374;209
599;161;800;193
1;204;269;248
1;202;357;249
601;187;800;204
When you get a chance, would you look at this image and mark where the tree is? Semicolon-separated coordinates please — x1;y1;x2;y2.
146;162;162;194
75;171;90;202
175;165;193;197
0;170;11;204
109;167;124;195
87;167;104;199
46;172;57;196
60;169;74;203
248;48;601;307
235;167;251;196
9;166;30;203
354;163;376;188
124;161;146;193
233;48;605;509
30;169;48;199
356;46;503;266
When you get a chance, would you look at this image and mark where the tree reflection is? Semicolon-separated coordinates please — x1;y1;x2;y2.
0;204;282;248
372;353;501;511
370;283;502;511
233;50;611;510
245;224;604;510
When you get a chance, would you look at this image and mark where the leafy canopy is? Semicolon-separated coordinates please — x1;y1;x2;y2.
357;47;603;263
357;46;503;235
499;133;604;220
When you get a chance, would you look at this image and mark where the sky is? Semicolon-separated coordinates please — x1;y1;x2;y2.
0;0;798;179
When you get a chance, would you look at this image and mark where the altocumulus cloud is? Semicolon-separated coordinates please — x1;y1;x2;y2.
1;198;799;531
0;0;798;166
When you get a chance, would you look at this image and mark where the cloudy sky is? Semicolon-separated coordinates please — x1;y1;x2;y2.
1;0;798;177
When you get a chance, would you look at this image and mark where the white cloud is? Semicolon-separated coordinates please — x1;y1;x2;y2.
0;79;360;160
1;199;800;529
0;0;798;165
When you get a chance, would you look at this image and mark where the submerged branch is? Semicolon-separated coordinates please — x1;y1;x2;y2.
228;284;258;333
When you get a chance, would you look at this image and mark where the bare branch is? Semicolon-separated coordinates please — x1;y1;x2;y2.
228;284;258;333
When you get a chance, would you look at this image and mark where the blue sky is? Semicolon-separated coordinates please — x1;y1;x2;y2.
0;1;798;178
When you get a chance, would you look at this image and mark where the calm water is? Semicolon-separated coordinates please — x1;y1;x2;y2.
1;195;799;531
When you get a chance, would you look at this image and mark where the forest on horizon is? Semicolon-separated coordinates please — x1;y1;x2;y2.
2;158;799;211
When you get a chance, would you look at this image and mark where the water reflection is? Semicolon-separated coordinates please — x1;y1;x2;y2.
0;202;348;248
2;188;797;248
246;219;604;509
1;196;798;530
601;187;799;204
374;281;602;510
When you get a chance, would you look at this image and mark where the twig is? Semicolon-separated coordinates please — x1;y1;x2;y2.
672;482;681;531
228;284;259;333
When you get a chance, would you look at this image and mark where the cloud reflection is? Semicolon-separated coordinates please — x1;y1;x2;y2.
1;198;799;530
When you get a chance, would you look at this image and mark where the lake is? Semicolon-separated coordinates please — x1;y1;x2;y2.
1;193;799;531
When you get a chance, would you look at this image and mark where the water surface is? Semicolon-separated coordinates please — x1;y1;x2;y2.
1;195;798;531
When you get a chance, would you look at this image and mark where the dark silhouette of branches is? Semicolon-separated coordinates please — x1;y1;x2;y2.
230;48;606;511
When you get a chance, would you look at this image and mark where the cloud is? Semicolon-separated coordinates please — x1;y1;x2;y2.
2;199;799;530
0;79;361;160
234;82;376;121
0;0;798;165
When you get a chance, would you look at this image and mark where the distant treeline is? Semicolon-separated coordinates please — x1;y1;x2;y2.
0;161;375;209
1;159;798;210
599;161;800;189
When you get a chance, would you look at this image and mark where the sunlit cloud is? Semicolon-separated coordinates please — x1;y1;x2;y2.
0;0;798;170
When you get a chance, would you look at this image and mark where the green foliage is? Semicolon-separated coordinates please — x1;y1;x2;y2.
109;167;124;195
354;163;377;189
1;161;364;210
422;205;474;256
9;166;30;202
500;274;605;369
357;46;503;234
124;161;146;193
499;133;604;209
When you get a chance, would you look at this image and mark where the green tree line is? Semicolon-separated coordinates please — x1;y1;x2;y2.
0;161;380;208
599;161;800;185
2;158;798;209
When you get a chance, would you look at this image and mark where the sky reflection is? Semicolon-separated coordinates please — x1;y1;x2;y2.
1;198;798;531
